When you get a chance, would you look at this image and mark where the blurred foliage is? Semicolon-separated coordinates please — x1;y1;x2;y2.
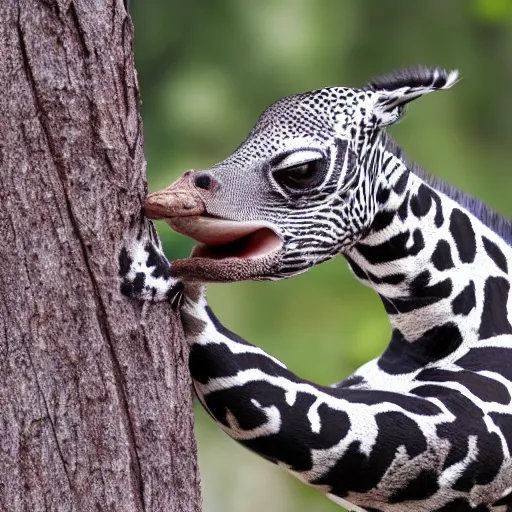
131;1;512;510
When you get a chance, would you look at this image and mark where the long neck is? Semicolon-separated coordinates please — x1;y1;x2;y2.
346;146;512;360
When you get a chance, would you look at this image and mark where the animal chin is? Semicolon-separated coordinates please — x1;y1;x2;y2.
167;216;283;282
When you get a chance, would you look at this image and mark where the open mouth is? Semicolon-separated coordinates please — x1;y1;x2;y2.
167;216;283;261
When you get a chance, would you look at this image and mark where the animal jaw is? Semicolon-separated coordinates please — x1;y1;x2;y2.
145;180;284;282
169;216;283;282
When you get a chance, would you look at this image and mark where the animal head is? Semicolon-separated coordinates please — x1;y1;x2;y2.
146;66;458;283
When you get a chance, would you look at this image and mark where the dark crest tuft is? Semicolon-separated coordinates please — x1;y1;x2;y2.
369;66;458;91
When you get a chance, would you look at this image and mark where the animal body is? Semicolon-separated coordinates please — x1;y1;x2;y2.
120;66;512;511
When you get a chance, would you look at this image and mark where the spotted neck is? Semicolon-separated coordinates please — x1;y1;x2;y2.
346;147;512;364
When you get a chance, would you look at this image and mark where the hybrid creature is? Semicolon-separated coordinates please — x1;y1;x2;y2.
120;66;512;511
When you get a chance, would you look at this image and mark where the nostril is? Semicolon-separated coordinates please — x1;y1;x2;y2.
194;172;212;190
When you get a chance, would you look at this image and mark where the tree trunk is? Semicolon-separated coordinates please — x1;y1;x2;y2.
0;1;201;511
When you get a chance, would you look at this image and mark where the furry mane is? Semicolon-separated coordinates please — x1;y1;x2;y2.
384;136;512;247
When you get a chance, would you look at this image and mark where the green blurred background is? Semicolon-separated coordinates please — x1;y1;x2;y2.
131;1;512;510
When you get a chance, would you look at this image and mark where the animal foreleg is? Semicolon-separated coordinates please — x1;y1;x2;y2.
118;221;183;307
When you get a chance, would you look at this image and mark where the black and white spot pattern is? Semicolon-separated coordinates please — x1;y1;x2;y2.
120;66;512;511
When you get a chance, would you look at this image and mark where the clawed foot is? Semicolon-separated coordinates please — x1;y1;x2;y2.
118;222;184;309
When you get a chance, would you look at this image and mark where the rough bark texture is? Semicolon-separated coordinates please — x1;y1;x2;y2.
0;1;201;511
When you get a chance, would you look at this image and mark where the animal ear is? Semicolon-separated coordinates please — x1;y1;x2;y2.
367;66;459;127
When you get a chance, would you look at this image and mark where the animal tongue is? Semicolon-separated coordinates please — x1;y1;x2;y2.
167;217;269;246
190;228;282;260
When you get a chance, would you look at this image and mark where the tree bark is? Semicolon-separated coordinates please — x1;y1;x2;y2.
0;1;201;511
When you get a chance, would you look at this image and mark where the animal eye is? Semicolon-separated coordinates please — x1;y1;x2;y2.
273;159;325;191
